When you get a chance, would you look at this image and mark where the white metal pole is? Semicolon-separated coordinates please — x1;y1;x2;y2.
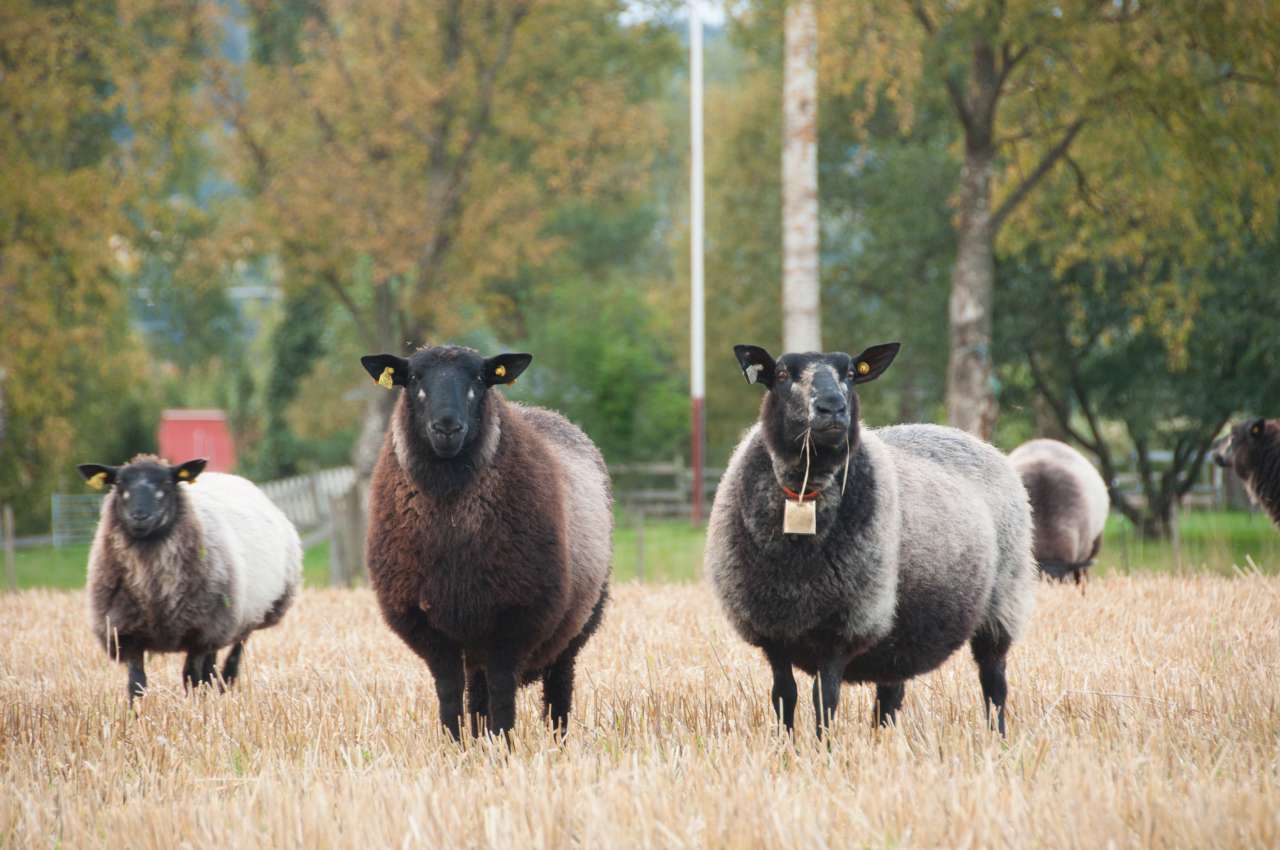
689;0;706;525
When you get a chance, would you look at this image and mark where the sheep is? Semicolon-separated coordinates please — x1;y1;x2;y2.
1212;418;1280;528
706;343;1035;737
359;345;611;740
77;455;302;701
1009;438;1110;584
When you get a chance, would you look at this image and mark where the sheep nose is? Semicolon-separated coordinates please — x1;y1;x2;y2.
432;417;463;436
815;395;847;416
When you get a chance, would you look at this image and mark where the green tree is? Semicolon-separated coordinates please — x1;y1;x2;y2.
823;0;1280;437
999;229;1280;538
205;0;679;479
0;0;160;530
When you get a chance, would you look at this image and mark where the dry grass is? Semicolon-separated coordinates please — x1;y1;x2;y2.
2;576;1278;849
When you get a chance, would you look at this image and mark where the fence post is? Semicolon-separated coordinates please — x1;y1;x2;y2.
634;507;645;583
3;505;15;592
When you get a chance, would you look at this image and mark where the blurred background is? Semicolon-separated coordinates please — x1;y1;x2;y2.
2;0;1279;586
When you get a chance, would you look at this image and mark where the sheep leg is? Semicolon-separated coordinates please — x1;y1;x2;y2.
761;644;798;732
542;653;577;737
812;659;847;738
422;645;466;741
388;609;465;740
874;683;905;727
199;653;217;686
221;642;245;687
181;650;211;691
124;650;147;702
467;667;490;737
971;627;1012;737
485;656;519;739
542;591;607;737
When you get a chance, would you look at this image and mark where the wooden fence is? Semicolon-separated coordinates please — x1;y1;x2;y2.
609;458;723;518
258;466;356;542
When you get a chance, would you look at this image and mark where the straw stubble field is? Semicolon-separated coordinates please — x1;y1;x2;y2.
2;576;1277;849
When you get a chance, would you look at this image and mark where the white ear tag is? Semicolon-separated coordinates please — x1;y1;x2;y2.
745;364;763;384
783;499;817;535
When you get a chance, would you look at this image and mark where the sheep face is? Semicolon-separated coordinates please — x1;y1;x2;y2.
361;346;531;460
1213;418;1272;485
77;457;207;540
734;343;900;451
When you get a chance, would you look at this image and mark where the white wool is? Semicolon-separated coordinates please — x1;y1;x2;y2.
186;473;302;630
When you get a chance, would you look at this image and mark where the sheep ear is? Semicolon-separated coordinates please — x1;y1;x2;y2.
77;464;118;491
1250;418;1267;438
172;458;207;483
849;343;901;385
361;354;409;389
485;353;531;386
734;345;776;388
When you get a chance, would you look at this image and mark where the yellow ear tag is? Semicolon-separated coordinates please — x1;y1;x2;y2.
377;366;395;389
1252;424;1263;436
178;469;191;480
494;365;507;379
857;361;871;376
86;472;107;491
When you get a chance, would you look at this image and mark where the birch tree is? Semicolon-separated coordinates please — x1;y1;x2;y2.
782;0;821;352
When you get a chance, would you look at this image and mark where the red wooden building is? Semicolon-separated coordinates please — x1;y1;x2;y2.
157;409;237;472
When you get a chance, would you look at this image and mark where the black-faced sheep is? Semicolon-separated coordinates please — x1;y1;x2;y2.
77;455;302;701
359;345;611;740
1009;438;1110;583
1213;418;1280;528
706;343;1035;736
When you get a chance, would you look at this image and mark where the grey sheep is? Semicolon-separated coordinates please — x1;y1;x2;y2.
1009;438;1110;583
706;343;1035;736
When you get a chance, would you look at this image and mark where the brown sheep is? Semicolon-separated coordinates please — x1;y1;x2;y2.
360;345;611;740
1213;418;1280;528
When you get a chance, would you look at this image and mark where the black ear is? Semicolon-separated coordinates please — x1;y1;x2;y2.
1249;418;1267;438
77;464;119;491
848;342;901;384
484;353;532;386
172;458;207;484
734;344;777;388
361;354;409;389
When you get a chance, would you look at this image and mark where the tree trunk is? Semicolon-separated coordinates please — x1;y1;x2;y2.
1033;394;1069;441
945;141;998;439
782;0;820;353
353;282;402;474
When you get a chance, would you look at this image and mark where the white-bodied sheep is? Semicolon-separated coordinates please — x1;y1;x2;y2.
78;455;302;700
706;344;1035;736
1009;438;1110;583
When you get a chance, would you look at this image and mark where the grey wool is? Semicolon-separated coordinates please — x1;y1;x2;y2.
706;343;1035;736
1009;438;1110;583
